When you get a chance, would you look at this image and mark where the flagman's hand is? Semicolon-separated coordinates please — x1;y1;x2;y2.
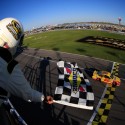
44;96;53;104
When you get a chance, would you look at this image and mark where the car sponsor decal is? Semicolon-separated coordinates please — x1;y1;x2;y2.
6;20;22;40
88;62;120;125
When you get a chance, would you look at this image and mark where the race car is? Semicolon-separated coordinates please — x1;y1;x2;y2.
84;68;121;86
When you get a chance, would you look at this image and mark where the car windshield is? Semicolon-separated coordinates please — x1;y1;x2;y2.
97;71;102;75
104;75;110;78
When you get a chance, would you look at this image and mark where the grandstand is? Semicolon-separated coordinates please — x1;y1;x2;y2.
24;22;125;36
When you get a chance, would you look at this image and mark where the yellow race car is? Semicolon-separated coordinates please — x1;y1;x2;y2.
85;68;121;86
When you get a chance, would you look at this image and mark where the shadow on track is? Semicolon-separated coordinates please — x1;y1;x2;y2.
9;57;80;125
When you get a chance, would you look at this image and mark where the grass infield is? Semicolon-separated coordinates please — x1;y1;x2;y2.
24;30;125;64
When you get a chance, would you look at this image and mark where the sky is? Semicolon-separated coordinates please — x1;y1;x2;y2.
1;0;125;31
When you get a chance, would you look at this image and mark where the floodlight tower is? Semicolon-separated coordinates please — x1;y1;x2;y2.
118;17;122;25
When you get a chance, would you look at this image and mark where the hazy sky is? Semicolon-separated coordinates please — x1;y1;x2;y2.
1;0;125;31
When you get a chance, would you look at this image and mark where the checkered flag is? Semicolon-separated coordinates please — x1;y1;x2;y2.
54;61;94;110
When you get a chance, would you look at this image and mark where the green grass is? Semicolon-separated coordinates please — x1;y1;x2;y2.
24;30;125;64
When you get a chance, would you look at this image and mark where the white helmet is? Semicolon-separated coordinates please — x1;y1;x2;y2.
0;17;24;55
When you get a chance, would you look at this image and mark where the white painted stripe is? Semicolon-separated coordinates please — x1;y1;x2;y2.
21;53;125;80
27;47;125;65
87;84;108;125
22;53;56;63
111;62;115;74
22;53;40;59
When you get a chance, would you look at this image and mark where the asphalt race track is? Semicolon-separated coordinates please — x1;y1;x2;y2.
10;48;125;125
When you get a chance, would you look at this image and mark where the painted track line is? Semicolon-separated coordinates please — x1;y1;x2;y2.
21;52;124;80
28;47;125;65
87;84;108;125
87;62;120;125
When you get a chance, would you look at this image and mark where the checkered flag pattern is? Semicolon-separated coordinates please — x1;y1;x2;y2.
111;63;120;76
53;61;94;110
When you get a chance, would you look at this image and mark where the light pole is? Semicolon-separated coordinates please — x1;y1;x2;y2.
118;17;122;25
